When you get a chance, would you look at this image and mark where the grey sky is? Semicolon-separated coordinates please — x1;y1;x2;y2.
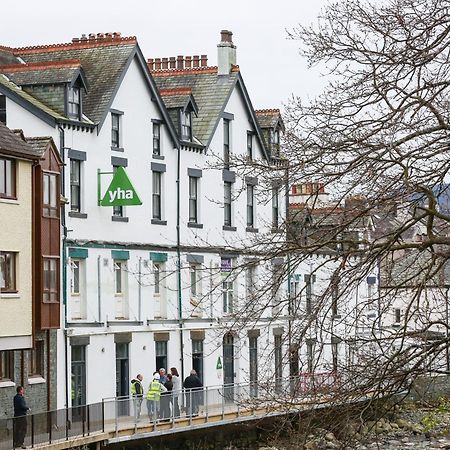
1;0;329;110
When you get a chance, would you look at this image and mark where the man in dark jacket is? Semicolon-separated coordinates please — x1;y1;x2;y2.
130;374;144;420
183;369;203;416
13;386;30;449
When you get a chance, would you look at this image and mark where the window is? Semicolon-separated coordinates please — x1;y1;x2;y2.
114;261;124;294
190;263;201;299
70;159;81;212
272;264;283;315
70;259;86;320
43;258;58;302
222;279;234;313
223;119;230;168
249;336;258;397
154;263;161;295
71;260;81;295
274;335;283;390
305;274;314;315
111;113;121;148
181;111;192;141
189;176;198;223
112;166;124;217
153;123;161;156
247;184;254;227
155;341;168;372
152;171;162;220
0;351;14;381
0;251;16;292
272;186;279;229
192;340;204;382
0;157;16;199
0;95;6;125
246;264;257;301
331;276;339;317
224;182;232;226
394;308;401;324
270;129;280;155
43;173;58;218
247;132;253;161
68;86;80;119
28;341;44;377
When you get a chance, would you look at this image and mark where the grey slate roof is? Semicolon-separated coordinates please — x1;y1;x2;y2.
3;66;83;86
153;68;238;146
0;122;41;159
16;43;136;124
26;136;54;156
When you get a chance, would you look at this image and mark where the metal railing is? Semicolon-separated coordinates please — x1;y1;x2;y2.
0;372;338;449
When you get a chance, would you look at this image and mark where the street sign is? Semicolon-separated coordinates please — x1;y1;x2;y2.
100;167;142;206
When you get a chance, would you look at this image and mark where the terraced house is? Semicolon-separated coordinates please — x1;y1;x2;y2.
0;30;288;410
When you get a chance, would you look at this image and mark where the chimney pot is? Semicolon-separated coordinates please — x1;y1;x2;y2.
185;56;192;68
162;58;168;69
193;55;200;68
200;55;208;66
105;32;113;39
169;57;176;69
89;33;96;40
221;30;233;43
80;34;88;41
148;58;154;70
72;38;80;43
97;33;104;39
177;55;184;69
155;58;162;70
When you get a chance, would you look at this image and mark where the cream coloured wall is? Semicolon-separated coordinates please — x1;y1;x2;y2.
0;158;33;348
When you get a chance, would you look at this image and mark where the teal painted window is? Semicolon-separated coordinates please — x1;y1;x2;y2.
68;248;88;259
149;252;168;263
111;250;129;261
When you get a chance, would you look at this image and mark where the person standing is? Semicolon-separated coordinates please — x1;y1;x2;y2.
160;374;173;420
146;373;167;422
13;386;30;449
170;367;181;417
183;369;203;416
130;374;144;421
158;368;168;383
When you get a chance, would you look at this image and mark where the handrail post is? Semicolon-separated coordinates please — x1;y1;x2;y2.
221;386;225;420
31;414;34;448
49;410;52;444
205;387;208;421
87;405;90;435
82;405;85;437
101;399;105;433
189;389;192;426
65;406;69;441
237;384;240;418
115;398;118;437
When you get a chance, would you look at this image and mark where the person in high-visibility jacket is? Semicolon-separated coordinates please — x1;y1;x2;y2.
130;374;144;420
146;372;167;421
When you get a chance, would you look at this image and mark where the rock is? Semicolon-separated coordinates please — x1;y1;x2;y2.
396;418;410;429
324;432;336;442
325;441;340;449
304;441;318;450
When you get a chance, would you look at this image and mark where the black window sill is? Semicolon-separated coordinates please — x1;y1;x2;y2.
68;211;88;219
152;154;164;160
271;227;283;233
392;324;401;328
111;146;124;152
188;222;203;229
246;227;259;233
112;216;129;222
332;314;342;319
223;225;237;232
151;219;167;225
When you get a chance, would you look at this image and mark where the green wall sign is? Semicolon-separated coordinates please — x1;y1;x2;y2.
98;167;142;206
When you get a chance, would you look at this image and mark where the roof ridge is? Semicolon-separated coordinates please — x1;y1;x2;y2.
0;45;14;53
0;59;81;72
151;66;219;76
13;36;137;55
255;108;281;114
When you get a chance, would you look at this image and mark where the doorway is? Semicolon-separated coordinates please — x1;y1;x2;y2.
223;333;235;402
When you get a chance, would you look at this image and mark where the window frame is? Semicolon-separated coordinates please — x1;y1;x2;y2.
188;176;198;223
114;260;125;295
112;166;124;218
67;86;81;120
28;340;45;378
70;159;81;212
0;350;14;381
222;279;234;314
43;257;59;303
43;172;59;218
224;181;232;226
223;119;230;168
154;262;161;295
0;251;17;293
153;122;161;156
272;186;279;229
0;157;16;199
189;263;201;299
180;110;192;141
152;171;162;220
247;132;253;161
0;95;6;125
111;113;121;148
246;184;254;227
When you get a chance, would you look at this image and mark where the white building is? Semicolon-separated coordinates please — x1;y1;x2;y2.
0;30;289;408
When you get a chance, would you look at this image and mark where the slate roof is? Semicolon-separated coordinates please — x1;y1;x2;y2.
11;37;137;124
152;66;238;146
0;122;41;159
1;60;84;86
255;109;283;129
26;136;54;155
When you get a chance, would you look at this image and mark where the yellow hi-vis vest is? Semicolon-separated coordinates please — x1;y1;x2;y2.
131;380;142;396
146;380;161;401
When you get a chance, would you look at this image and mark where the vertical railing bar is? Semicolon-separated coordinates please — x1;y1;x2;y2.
205;387;208;422
102;399;105;433
49;410;52;444
87;404;90;435
65;406;69;441
115;399;118;437
221;386;225;420
31;414;34;448
189;389;192;426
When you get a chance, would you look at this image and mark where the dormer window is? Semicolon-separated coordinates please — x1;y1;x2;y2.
68;86;81;119
181;110;192;141
270;129;280;155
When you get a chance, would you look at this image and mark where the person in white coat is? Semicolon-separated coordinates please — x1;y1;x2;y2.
170;367;181;417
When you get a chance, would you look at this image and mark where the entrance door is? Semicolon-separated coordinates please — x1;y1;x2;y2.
249;336;258;398
115;343;129;415
71;345;86;407
223;333;235;402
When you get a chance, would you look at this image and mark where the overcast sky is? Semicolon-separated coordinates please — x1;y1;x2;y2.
1;0;331;110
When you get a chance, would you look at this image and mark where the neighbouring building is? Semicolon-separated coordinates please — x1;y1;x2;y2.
0;122;61;417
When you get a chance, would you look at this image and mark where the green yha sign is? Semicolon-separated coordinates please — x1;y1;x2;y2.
100;166;142;206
